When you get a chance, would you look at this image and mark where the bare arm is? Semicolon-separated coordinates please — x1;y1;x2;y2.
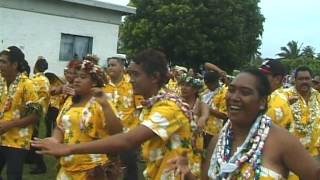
100;102;123;135
32;125;157;156
197;102;210;129
51;127;64;143
281;131;320;179
202;135;218;180
209;108;228;120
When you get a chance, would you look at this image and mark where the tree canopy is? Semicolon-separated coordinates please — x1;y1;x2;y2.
120;0;264;72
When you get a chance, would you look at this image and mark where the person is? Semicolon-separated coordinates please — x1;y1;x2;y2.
201;71;228;148
259;59;293;129
166;65;187;94
39;60;122;179
180;73;209;177
104;56;140;180
32;48;194;179
282;66;320;157
0;46;41;180
27;57;51;174
166;69;320;179
312;75;320;92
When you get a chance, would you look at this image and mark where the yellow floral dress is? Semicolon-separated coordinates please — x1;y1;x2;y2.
56;97;114;179
32;72;50;115
204;85;227;135
0;73;40;149
282;87;320;156
140;97;194;180
104;78;139;132
266;88;293;129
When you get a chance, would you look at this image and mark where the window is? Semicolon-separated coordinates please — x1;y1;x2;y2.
59;33;93;61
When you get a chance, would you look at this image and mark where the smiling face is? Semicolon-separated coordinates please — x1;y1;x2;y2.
226;72;267;126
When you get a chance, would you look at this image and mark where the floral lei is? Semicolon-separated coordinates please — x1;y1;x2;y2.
142;91;193;121
209;115;272;180
0;73;22;118
290;88;320;137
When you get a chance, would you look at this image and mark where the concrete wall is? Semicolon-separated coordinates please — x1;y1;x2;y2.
0;0;122;75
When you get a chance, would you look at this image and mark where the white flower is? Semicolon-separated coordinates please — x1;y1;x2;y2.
148;148;163;161
13;109;20;119
63;155;74;162
274;108;283;121
19;127;29;137
123;96;132;108
105;93;113;101
82;108;92;126
89;154;102;162
150;112;169;126
61;115;72;130
170;134;181;149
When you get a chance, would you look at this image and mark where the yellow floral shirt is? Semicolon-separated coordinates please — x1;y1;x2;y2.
0;74;39;149
203;85;227;135
140;99;193;180
266;88;293;129
32;72;50;115
282;87;320;156
104;78;139;132
57;96;113;172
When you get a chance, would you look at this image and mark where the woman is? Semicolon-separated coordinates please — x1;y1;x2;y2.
180;74;209;177
166;69;319;179
32;49;194;180
39;60;122;179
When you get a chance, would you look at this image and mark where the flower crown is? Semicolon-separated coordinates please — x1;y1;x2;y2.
179;73;203;89
79;60;105;86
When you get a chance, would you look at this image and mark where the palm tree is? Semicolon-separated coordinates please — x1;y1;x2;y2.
277;40;302;59
302;45;316;59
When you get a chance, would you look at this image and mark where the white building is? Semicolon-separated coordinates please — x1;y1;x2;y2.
0;0;135;75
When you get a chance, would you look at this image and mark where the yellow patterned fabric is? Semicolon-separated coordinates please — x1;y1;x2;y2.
266;88;293;129
204;85;227;135
140;99;193;180
0;74;39;149
282;87;320;156
104;78;139;132
222;163;285;180
32;72;50;115
166;78;181;95
56;97;111;174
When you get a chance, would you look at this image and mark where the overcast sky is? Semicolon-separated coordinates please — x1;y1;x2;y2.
99;0;320;58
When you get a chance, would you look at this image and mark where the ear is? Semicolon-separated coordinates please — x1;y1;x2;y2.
259;96;267;111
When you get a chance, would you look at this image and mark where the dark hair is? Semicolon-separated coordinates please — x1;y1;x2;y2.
107;57;126;66
241;68;271;97
132;48;170;87
0;46;25;71
204;71;220;84
66;60;81;69
20;59;31;76
35;58;48;72
294;66;313;78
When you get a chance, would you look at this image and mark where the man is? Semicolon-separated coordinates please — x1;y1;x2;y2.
104;56;139;180
0;46;40;180
282;66;320;157
312;75;320;92
259;60;293;129
27;57;51;174
201;71;227;147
